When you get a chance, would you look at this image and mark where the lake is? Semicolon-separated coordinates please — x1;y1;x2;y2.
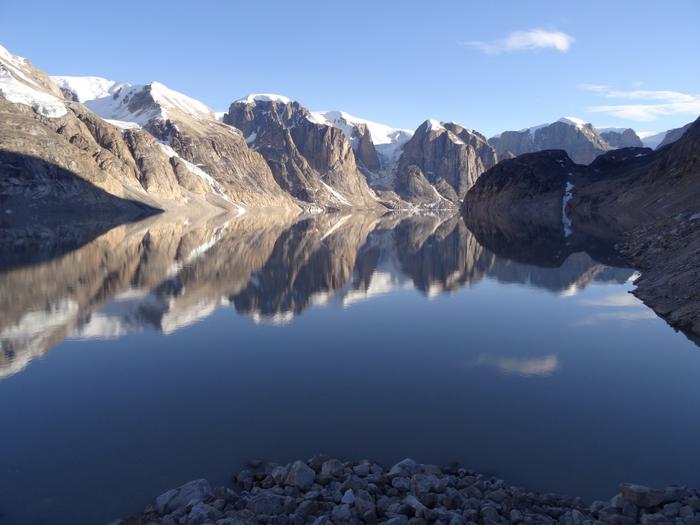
1;212;699;525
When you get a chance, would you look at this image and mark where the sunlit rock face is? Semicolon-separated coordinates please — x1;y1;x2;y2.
489;118;611;165
224;97;381;210
0;209;636;380
395;120;497;206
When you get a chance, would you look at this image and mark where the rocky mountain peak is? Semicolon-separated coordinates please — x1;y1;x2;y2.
224;95;380;209
489;117;611;165
394;119;497;206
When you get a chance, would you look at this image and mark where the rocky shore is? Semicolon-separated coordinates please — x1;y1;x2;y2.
621;212;700;341
119;457;700;525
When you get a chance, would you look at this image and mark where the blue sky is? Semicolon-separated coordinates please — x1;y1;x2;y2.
2;0;698;137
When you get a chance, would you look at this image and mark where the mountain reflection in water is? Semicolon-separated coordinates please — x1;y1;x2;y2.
0;212;635;380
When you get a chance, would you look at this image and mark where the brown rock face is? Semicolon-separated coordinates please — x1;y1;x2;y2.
395;120;497;205
353;122;381;172
0;98;162;219
489;120;611;165
146;116;295;209
224;98;380;210
0;46;298;216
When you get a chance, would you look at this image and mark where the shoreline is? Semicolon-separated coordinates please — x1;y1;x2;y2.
119;457;700;524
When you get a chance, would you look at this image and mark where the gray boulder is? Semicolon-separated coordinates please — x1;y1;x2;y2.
155;478;213;514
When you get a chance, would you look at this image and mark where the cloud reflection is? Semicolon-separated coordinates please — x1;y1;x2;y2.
469;354;560;377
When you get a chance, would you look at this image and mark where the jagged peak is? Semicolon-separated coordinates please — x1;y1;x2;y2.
425;118;445;132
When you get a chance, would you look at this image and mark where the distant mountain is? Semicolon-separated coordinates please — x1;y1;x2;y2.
596;127;643;149
639;122;694;150
657;122;693;149
489;117;611;165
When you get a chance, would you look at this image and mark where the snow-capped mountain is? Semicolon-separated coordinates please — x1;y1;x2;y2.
51;76;216;128
0;44;67;118
320;110;413;176
489;117;611;164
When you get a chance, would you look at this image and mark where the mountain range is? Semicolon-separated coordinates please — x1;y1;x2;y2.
0;43;693;219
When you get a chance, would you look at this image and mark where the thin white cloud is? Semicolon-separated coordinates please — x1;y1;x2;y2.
465;29;574;55
582;84;700;122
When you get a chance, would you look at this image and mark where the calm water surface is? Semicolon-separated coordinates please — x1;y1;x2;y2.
1;212;699;525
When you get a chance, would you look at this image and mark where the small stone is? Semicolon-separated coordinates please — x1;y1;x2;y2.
663;501;682;517
156;479;214;514
388;459;418;479
342;489;356;504
270;465;289;484
620;484;666;509
486;488;507;503
320;459;345;480
286;461;316;490
185;502;221;525
247;490;285;515
332;503;352;521
392;477;411;491
354;463;371;477
379;517;409;525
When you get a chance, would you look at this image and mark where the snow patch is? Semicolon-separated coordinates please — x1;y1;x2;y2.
158;143;243;212
51;76;128;102
558;116;587;127
426;118;445;132
320;181;351;207
562;181;574;237
0;48;66;117
235;93;291;104
53;76;214;125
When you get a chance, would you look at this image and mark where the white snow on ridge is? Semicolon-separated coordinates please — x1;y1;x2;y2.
426;118;445;132
321;110;413;173
51;76;128;102
52;76;215;126
558;116;587;127
322;110;413;146
519;116;590;137
235;93;291;104
0;45;67;118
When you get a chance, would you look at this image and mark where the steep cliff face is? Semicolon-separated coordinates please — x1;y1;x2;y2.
598;128;643;149
463;149;582;235
224;95;380;210
395;119;497;206
55;78;297;210
320;111;413;187
489;117;611;165
0;45;298;217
